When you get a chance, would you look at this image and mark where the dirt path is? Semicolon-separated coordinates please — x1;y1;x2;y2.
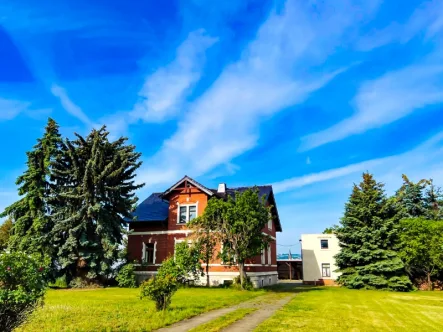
156;293;295;332
221;295;294;331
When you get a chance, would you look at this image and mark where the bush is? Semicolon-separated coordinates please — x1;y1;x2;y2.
69;277;101;289
140;274;178;311
0;252;48;332
116;263;137;288
233;275;253;290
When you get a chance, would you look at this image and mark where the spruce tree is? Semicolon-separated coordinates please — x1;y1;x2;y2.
335;173;412;291
395;175;428;218
1;118;62;256
51;126;144;284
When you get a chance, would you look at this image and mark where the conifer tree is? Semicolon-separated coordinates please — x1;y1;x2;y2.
335;173;412;291
395;175;428;218
1;118;62;256
50;126;143;284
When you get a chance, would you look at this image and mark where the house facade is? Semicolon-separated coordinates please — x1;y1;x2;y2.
301;234;341;285
127;176;282;288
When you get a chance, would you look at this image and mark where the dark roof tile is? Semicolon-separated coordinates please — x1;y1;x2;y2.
127;193;169;222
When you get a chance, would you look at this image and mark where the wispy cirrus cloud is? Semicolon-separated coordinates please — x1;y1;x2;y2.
51;84;94;127
275;130;443;194
138;0;379;188
300;63;443;151
0;98;30;121
133;30;217;123
357;0;443;51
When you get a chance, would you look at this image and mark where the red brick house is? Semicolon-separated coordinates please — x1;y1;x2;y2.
127;175;282;287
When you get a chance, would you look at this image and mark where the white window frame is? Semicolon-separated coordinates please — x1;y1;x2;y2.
267;245;271;265
268;213;272;230
322;263;331;278
261;247;266;265
142;241;156;264
177;202;199;224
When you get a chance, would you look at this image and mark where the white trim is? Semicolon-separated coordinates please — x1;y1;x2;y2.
129;230;193;236
153;241;157;264
134;271;278;276
261;248;265;265
262;232;276;240
207;264;277;267
267;245;271;266
142;242;146;262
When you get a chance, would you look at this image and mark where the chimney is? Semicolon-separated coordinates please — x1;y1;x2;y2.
217;183;226;194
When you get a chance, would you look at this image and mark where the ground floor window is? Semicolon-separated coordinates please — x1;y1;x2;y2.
322;263;331;277
143;243;155;264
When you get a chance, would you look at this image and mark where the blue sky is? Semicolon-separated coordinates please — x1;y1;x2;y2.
1;0;443;254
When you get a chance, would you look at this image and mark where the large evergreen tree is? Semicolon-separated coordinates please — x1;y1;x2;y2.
335;173;412;291
1;118;62;256
50;126;143;284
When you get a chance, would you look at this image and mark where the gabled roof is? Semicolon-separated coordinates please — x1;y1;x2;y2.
128;193;169;222
160;175;215;198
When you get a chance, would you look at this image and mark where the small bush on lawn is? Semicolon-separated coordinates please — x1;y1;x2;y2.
0;251;48;332
69;277;102;289
116;263;137;288
140;274;178;311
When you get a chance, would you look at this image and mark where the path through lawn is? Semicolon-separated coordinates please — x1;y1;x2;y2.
255;286;443;332
18;287;265;331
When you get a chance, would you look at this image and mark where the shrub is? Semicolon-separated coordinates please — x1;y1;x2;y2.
0;252;48;332
140;274;178;311
69;277;101;289
116;263;137;288
233;275;253;290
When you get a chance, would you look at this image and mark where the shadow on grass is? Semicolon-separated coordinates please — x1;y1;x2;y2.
263;283;326;294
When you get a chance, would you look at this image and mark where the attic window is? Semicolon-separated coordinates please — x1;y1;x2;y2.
178;204;197;224
320;239;329;249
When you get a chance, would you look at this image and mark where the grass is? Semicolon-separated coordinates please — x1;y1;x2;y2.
256;286;443;332
189;308;257;332
18;287;265;332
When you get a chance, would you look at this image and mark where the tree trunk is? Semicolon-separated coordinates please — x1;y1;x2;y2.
427;272;433;291
206;259;210;287
238;261;246;290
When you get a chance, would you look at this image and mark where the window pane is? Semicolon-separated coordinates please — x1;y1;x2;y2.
188;205;197;221
145;244;154;264
322;263;331;277
321;239;329;249
179;206;187;223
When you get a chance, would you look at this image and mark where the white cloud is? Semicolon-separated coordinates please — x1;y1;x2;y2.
0;98;30;121
275;130;443;194
51;84;94;127
133;30;217;123
138;1;378;188
356;0;443;51
300;63;443;151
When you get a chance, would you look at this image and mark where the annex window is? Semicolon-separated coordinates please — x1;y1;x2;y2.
267;245;272;265
322;263;331;278
268;213;272;230
178;204;197;224
261;247;266;265
320;239;329;249
143;243;155;264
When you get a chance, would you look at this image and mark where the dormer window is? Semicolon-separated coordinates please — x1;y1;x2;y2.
178;204;197;224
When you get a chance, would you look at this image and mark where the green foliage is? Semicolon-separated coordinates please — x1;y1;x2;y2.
172;242;203;284
1;119;62;263
116;263;137;288
192;188;271;288
0;219;13;251
335;173;412;292
140;273;178;311
423;180;443;220
0;252;48;332
399;218;443;290
322;225;338;234
233;275;253;290
50;126;144;284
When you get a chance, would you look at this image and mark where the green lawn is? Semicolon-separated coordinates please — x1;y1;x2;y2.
256;286;443;332
18;287;265;332
189;308;257;332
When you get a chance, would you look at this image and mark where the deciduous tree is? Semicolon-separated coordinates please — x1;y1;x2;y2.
0;219;13;251
399;218;443;290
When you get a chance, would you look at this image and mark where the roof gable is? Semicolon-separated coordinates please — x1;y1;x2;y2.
160;175;215;198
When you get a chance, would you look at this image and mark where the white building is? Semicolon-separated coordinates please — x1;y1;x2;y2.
301;234;341;285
